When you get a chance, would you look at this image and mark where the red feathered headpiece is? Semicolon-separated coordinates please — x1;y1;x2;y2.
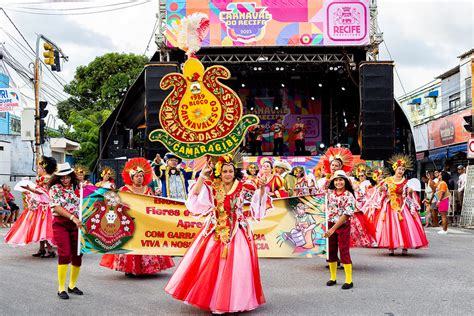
122;158;153;186
321;147;353;174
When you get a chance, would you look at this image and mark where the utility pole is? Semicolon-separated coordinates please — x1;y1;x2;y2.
33;34;67;168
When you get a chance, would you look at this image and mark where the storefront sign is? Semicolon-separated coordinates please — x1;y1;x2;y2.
0;88;21;112
427;109;471;149
468;138;474;159
166;0;370;48
148;57;259;159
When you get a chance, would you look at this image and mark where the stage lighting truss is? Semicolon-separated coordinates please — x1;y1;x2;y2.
199;53;354;65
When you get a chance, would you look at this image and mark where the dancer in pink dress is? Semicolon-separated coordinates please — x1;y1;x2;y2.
375;154;429;255
5;156;57;258
165;154;272;313
100;158;174;276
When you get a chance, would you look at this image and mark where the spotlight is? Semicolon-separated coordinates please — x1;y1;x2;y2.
336;143;342;148
341;87;346;91
319;143;325;149
241;83;246;87
280;66;284;71
275;106;279;110
253;67;258;71
250;107;255;111
276;67;280;71
258;67;262;71
311;96;315;101
329;67;333;71
281;83;285;88
318;83;323;87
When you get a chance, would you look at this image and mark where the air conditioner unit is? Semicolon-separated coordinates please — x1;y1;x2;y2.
21;108;35;141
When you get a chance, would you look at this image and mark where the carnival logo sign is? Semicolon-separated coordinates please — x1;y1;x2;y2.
327;2;367;42
439;119;455;145
0;88;21;112
149;57;259;159
84;191;135;252
219;2;272;43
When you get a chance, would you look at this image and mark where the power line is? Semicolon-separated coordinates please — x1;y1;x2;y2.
8;1;138;11
0;8;35;53
3;1;151;16
143;18;159;55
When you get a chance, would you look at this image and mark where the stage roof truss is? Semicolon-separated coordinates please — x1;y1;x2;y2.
199;53;354;64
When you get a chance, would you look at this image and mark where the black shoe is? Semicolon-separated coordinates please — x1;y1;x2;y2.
42;251;56;258
125;273;135;278
32;250;46;257
68;287;83;295
326;280;337;286
341;283;353;290
58;291;69;300
338;264;344;270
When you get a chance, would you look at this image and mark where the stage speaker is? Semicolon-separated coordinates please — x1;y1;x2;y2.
359;62;395;160
145;63;180;159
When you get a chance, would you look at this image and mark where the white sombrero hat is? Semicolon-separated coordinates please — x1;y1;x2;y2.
55;162;74;176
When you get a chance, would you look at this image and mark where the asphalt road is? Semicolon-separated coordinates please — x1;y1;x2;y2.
1;227;473;315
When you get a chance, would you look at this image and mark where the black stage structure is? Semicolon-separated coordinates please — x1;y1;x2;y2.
98;46;414;179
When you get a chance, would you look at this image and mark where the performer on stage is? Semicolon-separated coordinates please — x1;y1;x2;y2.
153;153;192;200
95;167;116;190
100;158;174;276
259;159;288;198
48;163;83;299
324;170;355;290
165;153;272;313
271;117;285;156
291;116;307;155
5;156;57;258
375;154;429;255
248;124;264;156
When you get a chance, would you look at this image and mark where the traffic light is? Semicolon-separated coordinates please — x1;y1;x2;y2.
39;101;48;144
52;50;61;72
463;115;473;133
43;42;55;66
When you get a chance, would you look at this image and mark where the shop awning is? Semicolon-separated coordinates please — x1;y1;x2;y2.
447;143;467;157
408;97;422;105
425;90;439;98
428;147;447;160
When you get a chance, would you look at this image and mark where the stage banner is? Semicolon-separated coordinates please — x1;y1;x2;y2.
79;186;326;258
427;109;471;150
166;0;370;47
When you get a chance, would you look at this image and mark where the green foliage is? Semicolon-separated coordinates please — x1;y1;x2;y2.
57;53;147;168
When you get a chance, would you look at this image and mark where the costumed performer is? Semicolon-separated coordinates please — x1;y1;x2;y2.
244;162;259;182
48;163;83;299
153;153;193;200
317;147;353;193
323;170;355;290
375;154;429;255
165;153;273;313
292;166;310;196
100;157;174;276
259;158;288;198
5;156;57;258
95;167;116;190
74;165;92;189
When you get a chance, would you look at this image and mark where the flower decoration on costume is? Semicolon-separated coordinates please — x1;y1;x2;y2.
321;147;354;174
74;164;89;176
387;154;413;171
213;150;243;178
122;157;153;186
354;163;368;179
100;167;115;179
369;167;389;182
38;160;47;169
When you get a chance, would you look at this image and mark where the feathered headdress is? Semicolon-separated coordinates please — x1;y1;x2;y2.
100;166;115;179
321;147;353;174
369;167;390;182
354;163;368;179
387;154;413;171
74;164;89;176
122;158;153;186
168;13;210;57
213;150;243;178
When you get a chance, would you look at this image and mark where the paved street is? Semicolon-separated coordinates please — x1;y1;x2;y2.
1;227;473;315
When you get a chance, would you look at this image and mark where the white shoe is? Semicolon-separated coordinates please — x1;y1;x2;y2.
437;230;448;235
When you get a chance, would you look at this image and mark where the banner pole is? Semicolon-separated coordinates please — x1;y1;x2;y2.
325;192;329;261
77;186;83;256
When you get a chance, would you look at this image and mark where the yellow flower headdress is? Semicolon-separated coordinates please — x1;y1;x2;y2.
213;150;243;178
354;163;368;179
369;167;389;182
100;166;115;179
388;154;413;171
74;164;89;176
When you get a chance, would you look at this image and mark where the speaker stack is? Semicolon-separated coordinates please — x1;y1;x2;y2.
359;62;395;160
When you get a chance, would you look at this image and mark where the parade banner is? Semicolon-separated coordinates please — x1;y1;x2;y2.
0;88;21;112
166;0;370;47
148;57;259;159
80;186;326;258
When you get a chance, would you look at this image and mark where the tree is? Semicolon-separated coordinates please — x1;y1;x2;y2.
58;53;148;168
